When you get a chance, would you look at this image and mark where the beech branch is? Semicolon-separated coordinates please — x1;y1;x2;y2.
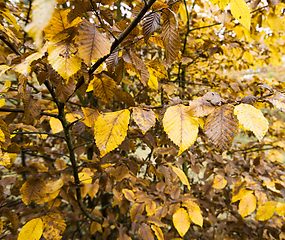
0;107;58;118
71;0;157;99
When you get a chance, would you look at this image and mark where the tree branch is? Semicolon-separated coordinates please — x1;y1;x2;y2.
0;107;58;118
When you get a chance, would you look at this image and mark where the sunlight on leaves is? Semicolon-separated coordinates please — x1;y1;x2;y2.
230;0;250;30
239;193;256;218
173;208;190;237
18;218;43;240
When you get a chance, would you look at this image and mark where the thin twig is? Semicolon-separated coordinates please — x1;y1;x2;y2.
12;131;65;139
0;107;58;118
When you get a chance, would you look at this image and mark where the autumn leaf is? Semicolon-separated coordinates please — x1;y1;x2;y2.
234;104;268;141
170;165;191;191
76;20;111;66
151;225;164;240
173;208;190;237
50;117;63;134
81;107;99;128
212;175;227;189
230;0;250;30
138;223;155;240
18;218;43;240
94;109;130;157
276;202;285;216
204;104;239;152
93;73;116;103
162;10;180;65
256;201;277;221
24;0;56;48
187;97;215;117
114;89;136;108
182;200;203;227
239;193;256;218
47;41;82;80
43;213;66;240
132;107;156;134
122;189;135;202
232;188;253;203
163;104;199;155
20;178;46;205
265;92;285;113
142;12;160;43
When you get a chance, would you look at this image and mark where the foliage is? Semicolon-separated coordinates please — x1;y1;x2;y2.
0;0;285;239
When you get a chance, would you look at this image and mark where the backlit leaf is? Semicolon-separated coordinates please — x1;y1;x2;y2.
24;0;56;48
204;105;238;151
151;225;164;240
82;107;99;128
132;107;156;134
163;104;199;155
256;201;277;221
234;104;268;141
47;41;82;80
142;12;160;43
265;92;285;112
50;117;63;134
230;0;250;29
173;208;190;237
162;10;180;65
239;193;256;218
20;178;46;205
94;109;130;157
18;218;43;240
276;202;285;216
43;213;66;240
212;175;227;189
182;200;203;227
93;73;116;103
76;20;111;66
170;165;191;191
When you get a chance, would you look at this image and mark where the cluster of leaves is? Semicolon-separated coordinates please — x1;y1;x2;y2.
1;0;285;239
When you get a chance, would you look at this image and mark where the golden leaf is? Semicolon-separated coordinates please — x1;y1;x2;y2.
47;41;82;80
50;117;63;134
151;225;164;240
130;203;144;221
45;179;64;194
182;200;203;227
230;0;251;30
170;165;191;191
173;208;190;237
138;223;155;240
25;0;56;48
76;20;111;66
20;178;46;205
55;159;66;171
93;73;116;103
212;175;227;190
239;193;256;218
232;188;252;203
162;10;180;65
234;104;268;141
18;218;43;240
90;222;102;235
43;213;66;240
0;149;11;168
122;189;135;202
204;105;239;152
81;107;99;128
94;109;130;157
256;201;277;221
132;107;156;134
163;104;199;155
276;202;285;216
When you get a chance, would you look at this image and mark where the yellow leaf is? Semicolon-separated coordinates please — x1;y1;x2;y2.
0;80;10;94
122;189;135;202
239;193;256;218
47;42;82;80
76;20;111;66
50;117;63;134
170;165;191;191
148;71;158;90
163;104;199;155
0;129;5;143
151;225;164;240
182;200;203;227
232;188;252;203
230;0;251;30
276;202;285;216
93;73;116;103
81;107;99;128
234;104;268;141
132;107;156;134
20;178;46;205
94;109;130;157
66;113;82;123
18;218;43;240
0;99;5;108
25;0;56;48
213;175;227;190
90;222;102;235
79;172;92;184
45;179;64;194
173;208;190;237
0;149;10;168
256;201;277;221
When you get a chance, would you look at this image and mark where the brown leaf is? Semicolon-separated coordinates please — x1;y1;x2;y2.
100;9;114;26
161;10;180;65
133;107;156;134
114;89;136;108
138;223;155;240
55;77;76;103
76;20;111;66
187;97;216;117
265;92;285;112
203;92;226;106
241;95;258;105
142;12;160;43
106;51;118;73
67;0;92;23
203;104;239;152
23;92;41;122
